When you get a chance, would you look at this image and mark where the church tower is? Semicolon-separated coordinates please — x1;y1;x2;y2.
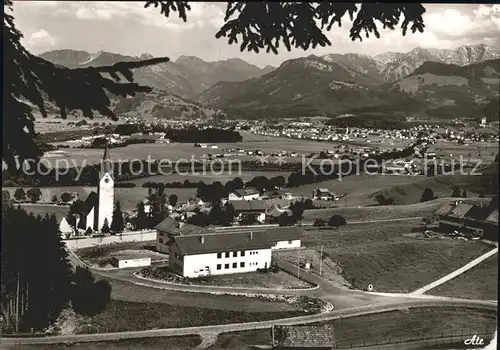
97;140;114;231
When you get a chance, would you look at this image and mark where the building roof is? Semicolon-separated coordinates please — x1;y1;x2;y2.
155;216;212;236
484;208;498;225
101;140;112;175
232;187;259;197
229;200;267;212
112;254;152;261
436;203;454;216
446;203;474;219
173;231;273;255
273;325;336;348
464;205;492;222
257;226;303;242
81;191;98;215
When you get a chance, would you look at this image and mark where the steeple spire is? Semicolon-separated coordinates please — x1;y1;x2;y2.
101;139;112;175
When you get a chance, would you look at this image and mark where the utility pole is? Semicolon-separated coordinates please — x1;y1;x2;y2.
15;274;19;333
297;252;300;278
319;244;323;276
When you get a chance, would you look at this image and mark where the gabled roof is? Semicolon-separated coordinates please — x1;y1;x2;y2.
229;200;267;212
173;231;272;255
232;187;259;197
446;203;474;219
274;325;336;347
464;205;492;222
155;216;212;236
258;226;303;242
81;191;98;215
436;203;454;216
484;209;498;225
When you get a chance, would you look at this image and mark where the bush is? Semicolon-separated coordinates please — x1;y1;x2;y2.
328;215;347;228
313;219;326;227
114;182;137;188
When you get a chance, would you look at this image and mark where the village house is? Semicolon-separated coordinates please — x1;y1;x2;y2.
156;217;303;277
312;189;338;201
229;200;267;223
111;255;151;269
436;201;499;239
228;187;260;201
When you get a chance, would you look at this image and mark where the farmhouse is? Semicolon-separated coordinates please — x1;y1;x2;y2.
312;188;338;201
166;226;303;277
228;187;260;201
111;255;151;269
155;216;212;254
229;200;267;224
436;201;498;239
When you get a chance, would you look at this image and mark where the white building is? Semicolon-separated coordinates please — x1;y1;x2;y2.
228;188;260;201
163;224;303;278
111;255;151;269
229;200;267;224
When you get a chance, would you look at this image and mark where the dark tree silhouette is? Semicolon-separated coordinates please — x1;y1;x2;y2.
13;188;26;201
168;194;178;207
110;201;125;233
51;194;58;203
60;192;74;203
135;202;149;230
26;188;42;203
4;0;426;168
313;218;326;227
328;215;347;228
71;267;111;317
421;187;437;202
452;187;461;198
2;190;11;202
101;218;111;234
461;189;467;198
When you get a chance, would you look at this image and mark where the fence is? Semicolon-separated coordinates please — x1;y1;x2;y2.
63;230;156;249
336;329;495;349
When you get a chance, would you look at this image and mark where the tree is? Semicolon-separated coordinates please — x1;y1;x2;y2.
1;207;73;331
111;201;125;234
375;194;394;205
328;215;346;228
101;218;110;234
451;187;461;198
135;202;148;230
51;194;58;203
421;188;437;202
13;188;25;201
168;194;178;207
27;188;43;203
278;212;293;227
313;218;326;227
461;189;467;198
71;267;111;317
4;0;426;169
60;192;74;204
3;190;11;202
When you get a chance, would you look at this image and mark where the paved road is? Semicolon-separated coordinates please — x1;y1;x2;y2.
412;247;498;295
2;298;495;346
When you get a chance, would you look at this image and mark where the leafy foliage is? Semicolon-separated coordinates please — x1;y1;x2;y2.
71;267;111;317
111;201;125;233
328;214;347;228
421;187;437;203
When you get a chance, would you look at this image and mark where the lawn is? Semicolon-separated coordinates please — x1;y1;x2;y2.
323;239;492;292
12;336;202;350
76;300;306;334
295;220;493;292
207;307;497;349
140;266;313;289
302;199;447;223
430;253;498;300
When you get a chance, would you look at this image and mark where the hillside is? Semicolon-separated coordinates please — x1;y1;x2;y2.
393;59;500;119
39;50;274;98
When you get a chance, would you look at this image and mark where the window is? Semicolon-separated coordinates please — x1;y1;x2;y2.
217;252;222;259
225;252;230;258
233;251;238;257
217;264;221;270
240;262;245;268
225;264;229;269
240;250;245;256
232;263;237;268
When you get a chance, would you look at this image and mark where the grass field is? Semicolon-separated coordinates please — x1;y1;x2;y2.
428;141;498;164
76;241;164;267
289;174;426;207
297;220;493;292
208;307;497;349
77;300;305;334
14;336;202;350
302;198;449;222
430;253;498;300
144;267;313;289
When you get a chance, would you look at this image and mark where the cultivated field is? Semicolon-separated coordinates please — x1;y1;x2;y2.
208;307;497;349
428;141;498;164
430;253;498;300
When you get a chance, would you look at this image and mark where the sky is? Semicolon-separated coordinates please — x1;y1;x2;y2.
10;2;500;68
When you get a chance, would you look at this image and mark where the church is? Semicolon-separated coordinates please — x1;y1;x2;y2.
59;143;114;235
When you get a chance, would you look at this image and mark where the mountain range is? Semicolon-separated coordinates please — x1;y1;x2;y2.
39;44;500;119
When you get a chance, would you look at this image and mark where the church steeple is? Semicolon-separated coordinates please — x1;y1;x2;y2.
101;139;112;176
